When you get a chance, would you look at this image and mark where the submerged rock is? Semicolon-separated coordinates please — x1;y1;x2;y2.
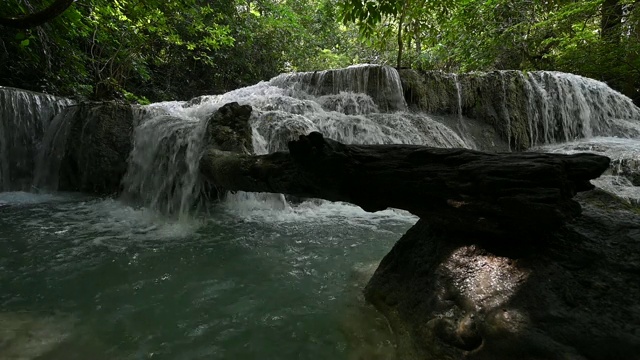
365;190;640;360
0;312;74;359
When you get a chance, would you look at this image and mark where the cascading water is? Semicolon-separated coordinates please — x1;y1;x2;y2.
121;111;210;216
269;64;408;112
516;71;640;145
500;72;513;150
0;86;73;191
120;65;467;215
415;70;640;148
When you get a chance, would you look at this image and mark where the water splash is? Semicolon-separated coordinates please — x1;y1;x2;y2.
121;114;209;216
0;87;73;191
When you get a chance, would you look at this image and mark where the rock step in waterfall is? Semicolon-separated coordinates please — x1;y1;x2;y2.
0;65;639;207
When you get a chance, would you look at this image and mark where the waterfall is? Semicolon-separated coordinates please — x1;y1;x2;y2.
4;65;637;210
499;71;640;145
0;87;73;191
121;113;208;216
499;72;512;150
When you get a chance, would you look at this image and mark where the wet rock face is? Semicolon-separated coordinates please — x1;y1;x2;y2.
399;69;640;151
59;103;134;194
205;102;253;154
365;190;640;360
399;69;532;150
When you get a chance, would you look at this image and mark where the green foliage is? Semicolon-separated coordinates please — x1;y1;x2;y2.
2;0;640;103
337;0;640;102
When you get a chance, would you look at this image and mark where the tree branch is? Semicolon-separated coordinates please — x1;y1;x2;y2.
0;0;75;29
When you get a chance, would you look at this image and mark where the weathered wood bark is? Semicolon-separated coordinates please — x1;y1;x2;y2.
201;131;610;237
0;0;74;29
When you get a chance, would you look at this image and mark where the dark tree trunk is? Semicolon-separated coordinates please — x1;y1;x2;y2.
396;0;408;69
601;0;623;42
0;0;75;29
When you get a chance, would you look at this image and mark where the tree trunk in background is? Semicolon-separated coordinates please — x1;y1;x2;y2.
396;0;408;69
601;0;622;42
0;0;74;28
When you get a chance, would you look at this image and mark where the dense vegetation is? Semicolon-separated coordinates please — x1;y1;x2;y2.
1;0;639;103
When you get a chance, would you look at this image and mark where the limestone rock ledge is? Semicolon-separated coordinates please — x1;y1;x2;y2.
365;190;640;360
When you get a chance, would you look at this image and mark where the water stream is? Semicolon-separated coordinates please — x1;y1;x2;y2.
0;192;414;359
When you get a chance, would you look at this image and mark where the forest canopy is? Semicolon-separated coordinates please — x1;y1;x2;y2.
1;0;639;104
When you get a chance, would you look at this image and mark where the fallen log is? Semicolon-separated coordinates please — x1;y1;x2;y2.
200;131;610;237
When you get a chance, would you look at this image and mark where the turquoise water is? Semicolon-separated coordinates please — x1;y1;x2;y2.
0;192;415;359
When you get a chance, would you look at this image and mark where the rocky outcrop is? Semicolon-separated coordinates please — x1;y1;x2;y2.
534;138;640;205
365;189;640;360
205;102;253;154
399;69;640;150
48;103;134;195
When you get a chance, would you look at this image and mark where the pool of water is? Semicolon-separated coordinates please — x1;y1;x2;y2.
0;192;416;359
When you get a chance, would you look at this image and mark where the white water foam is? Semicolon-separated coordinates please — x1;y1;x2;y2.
222;193;417;228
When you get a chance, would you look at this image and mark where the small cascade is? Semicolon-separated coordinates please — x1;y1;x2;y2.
499;72;512;150
269;64;408;112
121;112;209;216
0;87;73;191
317;92;379;115
525;72;592;145
453;74;463;121
506;71;640;146
32;106;80;190
451;74;481;149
